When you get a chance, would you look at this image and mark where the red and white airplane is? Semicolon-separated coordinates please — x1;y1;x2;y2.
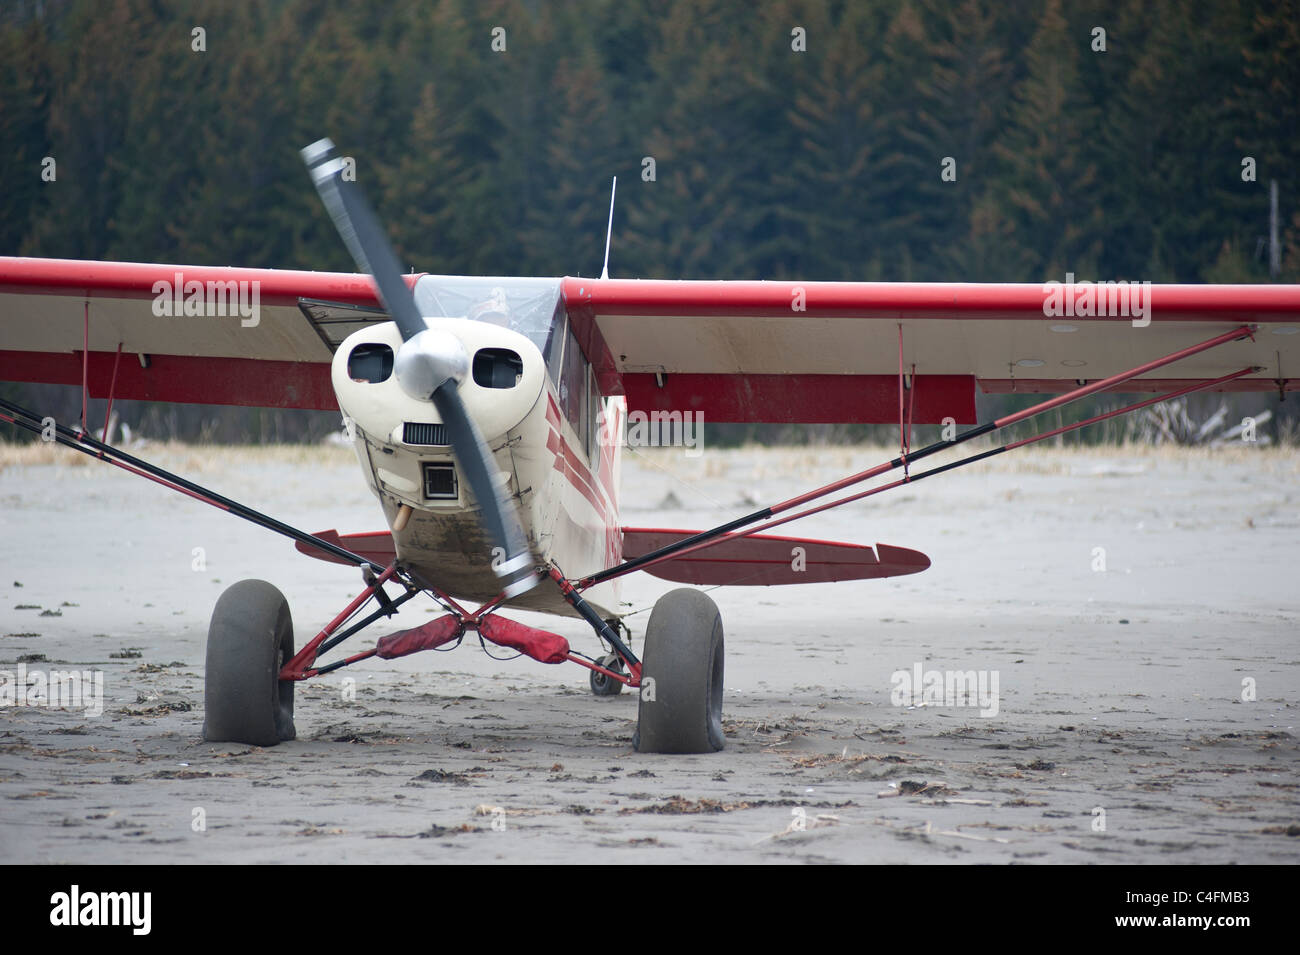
3;139;1298;753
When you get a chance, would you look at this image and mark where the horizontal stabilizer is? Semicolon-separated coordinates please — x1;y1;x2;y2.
296;529;397;567
297;527;930;586
620;527;930;587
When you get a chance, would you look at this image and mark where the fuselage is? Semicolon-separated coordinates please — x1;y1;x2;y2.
330;276;624;618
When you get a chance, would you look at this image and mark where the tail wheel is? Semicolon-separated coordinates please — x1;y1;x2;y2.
634;588;725;753
589;653;626;696
203;579;296;746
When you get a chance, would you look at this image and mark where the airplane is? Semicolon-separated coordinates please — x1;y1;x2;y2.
2;138;1298;753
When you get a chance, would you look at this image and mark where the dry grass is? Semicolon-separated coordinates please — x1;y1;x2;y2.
632;439;1300;481
0;439;355;474
4;437;1297;480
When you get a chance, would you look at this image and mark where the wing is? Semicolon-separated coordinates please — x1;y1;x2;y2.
0;256;403;409
563;278;1300;424
6;259;1297;421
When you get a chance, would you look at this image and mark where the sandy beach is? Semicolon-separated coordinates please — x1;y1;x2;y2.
1;440;1297;863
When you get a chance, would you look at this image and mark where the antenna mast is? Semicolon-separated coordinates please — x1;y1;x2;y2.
600;176;617;280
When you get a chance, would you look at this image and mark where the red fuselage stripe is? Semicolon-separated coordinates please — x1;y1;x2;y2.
545;393;614;520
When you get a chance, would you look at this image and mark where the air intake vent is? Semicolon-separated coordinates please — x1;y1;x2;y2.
403;422;448;446
422;463;457;500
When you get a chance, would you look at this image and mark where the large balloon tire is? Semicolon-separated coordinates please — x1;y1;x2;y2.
634;589;725;754
203;579;296;746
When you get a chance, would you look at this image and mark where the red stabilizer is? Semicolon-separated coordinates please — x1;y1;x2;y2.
621;527;930;586
296;529;397;567
375;614;463;659
478;616;571;665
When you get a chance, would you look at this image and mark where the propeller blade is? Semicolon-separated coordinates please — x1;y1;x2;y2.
301;137;539;597
300;138;426;342
431;382;539;597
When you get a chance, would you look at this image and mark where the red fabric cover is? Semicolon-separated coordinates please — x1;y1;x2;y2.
478;617;571;665
375;615;463;659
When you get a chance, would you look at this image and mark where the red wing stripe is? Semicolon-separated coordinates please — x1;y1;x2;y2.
0;349;337;410
0;257;403;308
563;277;1300;321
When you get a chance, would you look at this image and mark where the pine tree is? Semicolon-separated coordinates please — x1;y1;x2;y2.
774;1;909;280
1092;0;1255;281
377;80;474;273
19;0;154;259
619;0;772;278
905;0;1015;280
0;14;52;255
988;0;1103;280
1236;0;1300;280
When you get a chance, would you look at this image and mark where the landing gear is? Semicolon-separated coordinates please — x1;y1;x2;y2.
634;588;725;754
589;654;625;696
203;580;297;746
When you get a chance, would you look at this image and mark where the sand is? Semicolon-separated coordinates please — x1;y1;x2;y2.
1;440;1297;863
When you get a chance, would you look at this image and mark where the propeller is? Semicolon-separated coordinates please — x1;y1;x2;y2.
301;138;539;598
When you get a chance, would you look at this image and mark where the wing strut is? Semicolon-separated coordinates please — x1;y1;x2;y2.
897;323;915;475
593;366;1259;585
0;395;389;573
575;322;1257;589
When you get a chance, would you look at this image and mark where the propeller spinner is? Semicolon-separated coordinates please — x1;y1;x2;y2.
301;138;540;598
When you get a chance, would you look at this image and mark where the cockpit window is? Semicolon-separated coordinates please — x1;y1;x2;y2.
559;321;589;444
412;275;565;371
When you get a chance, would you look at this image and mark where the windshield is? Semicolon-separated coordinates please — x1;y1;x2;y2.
413;275;565;365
